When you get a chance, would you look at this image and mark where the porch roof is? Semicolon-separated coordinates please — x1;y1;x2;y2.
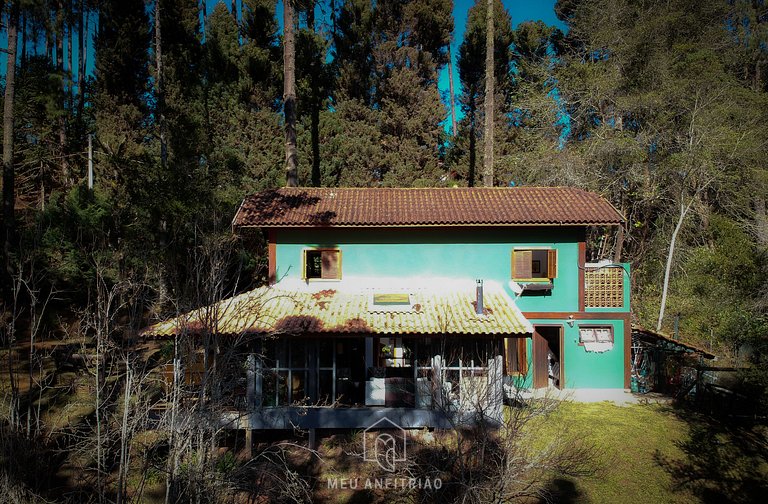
632;325;716;359
140;281;532;337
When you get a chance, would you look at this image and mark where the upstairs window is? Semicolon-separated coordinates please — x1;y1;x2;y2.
511;249;557;281
303;249;341;280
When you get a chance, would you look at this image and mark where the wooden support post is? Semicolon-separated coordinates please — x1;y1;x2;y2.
488;355;503;422
245;352;256;458
432;355;444;409
307;342;318;403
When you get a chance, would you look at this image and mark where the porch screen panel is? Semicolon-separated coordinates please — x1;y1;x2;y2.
321;250;341;279
512;250;532;278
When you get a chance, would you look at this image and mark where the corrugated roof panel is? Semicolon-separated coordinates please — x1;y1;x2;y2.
141;284;532;337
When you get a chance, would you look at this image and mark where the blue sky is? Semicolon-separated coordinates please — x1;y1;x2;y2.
443;0;567;127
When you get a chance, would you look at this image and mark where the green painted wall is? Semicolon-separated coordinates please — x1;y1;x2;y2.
274;227;584;312
526;318;626;389
273;227;629;388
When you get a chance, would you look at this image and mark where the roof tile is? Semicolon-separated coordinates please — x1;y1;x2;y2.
141;283;532;337
233;187;624;228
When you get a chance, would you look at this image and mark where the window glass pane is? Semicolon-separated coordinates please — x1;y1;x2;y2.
262;339;277;368
291;371;306;403
291;344;306;368
319;339;333;367
277;371;289;405
531;250;549;278
263;371;277;407
306;250;322;278
319;370;334;404
275;340;287;367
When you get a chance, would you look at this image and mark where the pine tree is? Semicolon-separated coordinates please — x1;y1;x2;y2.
453;0;513;186
2;0;20;285
482;0;494;186
283;0;298;187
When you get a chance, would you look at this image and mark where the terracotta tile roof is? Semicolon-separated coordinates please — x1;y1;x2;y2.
232;187;624;228
141;283;532;337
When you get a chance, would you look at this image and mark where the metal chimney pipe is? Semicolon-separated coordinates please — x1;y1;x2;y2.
476;279;484;315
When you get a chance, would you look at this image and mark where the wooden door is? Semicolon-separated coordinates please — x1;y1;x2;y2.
533;329;549;389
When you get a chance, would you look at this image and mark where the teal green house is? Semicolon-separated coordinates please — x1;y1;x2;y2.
146;187;629;429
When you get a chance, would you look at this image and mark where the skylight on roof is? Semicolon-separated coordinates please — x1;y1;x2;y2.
373;293;410;305
369;292;413;312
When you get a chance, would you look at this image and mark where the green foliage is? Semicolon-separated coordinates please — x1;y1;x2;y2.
31;185;120;290
1;0;767;367
665;215;767;348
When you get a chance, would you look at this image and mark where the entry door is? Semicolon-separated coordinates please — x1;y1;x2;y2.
533;326;564;389
533;330;549;388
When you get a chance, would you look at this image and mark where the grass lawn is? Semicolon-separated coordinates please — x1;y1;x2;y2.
537;401;768;504
305;401;768;503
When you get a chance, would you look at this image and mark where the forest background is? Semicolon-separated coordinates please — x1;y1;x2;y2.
3;0;764;359
0;0;767;501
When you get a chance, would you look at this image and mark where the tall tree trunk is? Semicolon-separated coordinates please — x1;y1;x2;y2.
468;99;476;187
283;0;298;187
155;0;167;170
20;11;26;64
3;0;19;283
482;0;494;187
657;198;696;332
78;0;84;119
57;2;69;182
309;6;320;187
83;5;89;88
613;222;625;263
448;45;457;137
69;5;74;103
231;0;238;24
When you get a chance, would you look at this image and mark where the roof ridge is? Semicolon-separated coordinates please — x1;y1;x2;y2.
234;186;625;228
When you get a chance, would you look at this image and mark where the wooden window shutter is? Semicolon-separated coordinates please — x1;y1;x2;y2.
504;338;528;375
547;249;557;279
321;250;341;279
504;338;517;375
512;250;532;279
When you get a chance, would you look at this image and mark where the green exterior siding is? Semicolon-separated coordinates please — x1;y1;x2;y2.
272;226;630;390
275;227;585;313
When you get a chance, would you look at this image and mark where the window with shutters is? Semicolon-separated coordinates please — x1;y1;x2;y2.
511;249;557;281
303;249;342;280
